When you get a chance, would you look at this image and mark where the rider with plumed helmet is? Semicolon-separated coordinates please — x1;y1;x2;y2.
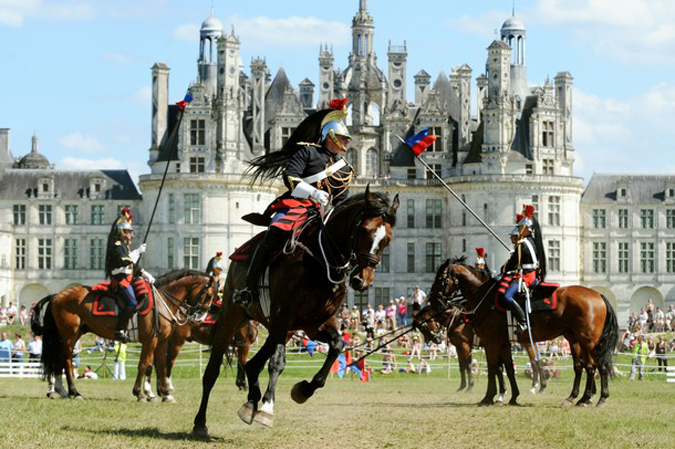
234;98;354;308
205;251;225;300
497;205;547;334
105;208;155;342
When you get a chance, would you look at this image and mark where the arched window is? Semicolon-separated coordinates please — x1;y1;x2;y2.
357;35;362;56
346;149;358;169
366;148;379;178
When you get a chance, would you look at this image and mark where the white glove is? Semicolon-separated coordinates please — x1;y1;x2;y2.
141;270;155;284
138;243;147;254
129;244;146;263
310;189;330;208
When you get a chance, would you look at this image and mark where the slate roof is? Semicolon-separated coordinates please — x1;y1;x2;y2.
510;95;537;160
0;168;141;200
582;174;675;204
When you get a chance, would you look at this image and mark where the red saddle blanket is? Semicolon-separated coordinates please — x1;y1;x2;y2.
495;282;559;313
90;278;154;317
229;232;266;262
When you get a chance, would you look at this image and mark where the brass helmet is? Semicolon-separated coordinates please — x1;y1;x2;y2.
319;98;351;151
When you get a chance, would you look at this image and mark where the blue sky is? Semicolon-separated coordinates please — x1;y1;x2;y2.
2;0;675;185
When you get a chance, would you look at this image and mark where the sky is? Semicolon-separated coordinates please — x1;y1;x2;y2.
1;0;675;186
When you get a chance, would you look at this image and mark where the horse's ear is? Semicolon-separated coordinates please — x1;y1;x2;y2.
390;194;400;215
364;183;372;204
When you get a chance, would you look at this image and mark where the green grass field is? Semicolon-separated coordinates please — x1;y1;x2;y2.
1;358;674;449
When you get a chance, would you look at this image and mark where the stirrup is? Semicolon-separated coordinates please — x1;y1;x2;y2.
233;288;255;308
114;330;129;343
514;323;528;335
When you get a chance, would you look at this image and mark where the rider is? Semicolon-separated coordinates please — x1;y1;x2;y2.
205;252;225;301
474;247;486;271
233;98;354;308
104;208;155;342
497;205;547;334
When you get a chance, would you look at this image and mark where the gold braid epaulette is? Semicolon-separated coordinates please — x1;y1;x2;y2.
296;142;321;147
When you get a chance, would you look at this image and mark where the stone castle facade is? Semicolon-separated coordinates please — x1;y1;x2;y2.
1;1;674;324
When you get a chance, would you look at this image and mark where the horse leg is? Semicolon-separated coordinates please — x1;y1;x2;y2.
496;365;506;404
153;338;174;403
144;366;157;402
193;310;245;438
253;343;286;428
563;342;583;407
60;333;82;399
524;345;540;394
596;363;610;408
576;361;595;407
478;347;500;406
291;320;342;404
501;348;520;406
236;343;249;391
238;333;278;425
132;338;157;402
457;357;467;392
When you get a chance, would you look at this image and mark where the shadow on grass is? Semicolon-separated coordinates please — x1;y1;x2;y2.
61;425;231;443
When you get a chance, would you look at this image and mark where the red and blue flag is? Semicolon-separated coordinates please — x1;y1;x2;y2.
176;92;194;111
405;128;437;156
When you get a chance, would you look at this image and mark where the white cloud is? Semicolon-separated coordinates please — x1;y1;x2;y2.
59;157;124;170
0;0;94;27
173;23;199;42
534;0;675;65
102;52;134;65
59;132;105;153
134;85;152;103
174;15;350;49
446;11;511;39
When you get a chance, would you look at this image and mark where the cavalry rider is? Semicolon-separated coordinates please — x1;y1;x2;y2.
104;208;155;342
205;252;225;300
233;98;354;308
474;247;486;271
497;205;547;334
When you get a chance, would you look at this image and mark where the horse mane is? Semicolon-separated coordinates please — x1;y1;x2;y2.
333;191;397;225
155;269;209;287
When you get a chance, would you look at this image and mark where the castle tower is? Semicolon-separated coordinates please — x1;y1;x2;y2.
352;0;374;61
216;28;241;100
455;64;472;148
250;57;268;157
414;70;431;106
482;40;513;173
150;63;169;165
198;13;223;97
318;45;334;108
555;71;574;152
387;40;407;110
476;73;488;120
500;15;529;106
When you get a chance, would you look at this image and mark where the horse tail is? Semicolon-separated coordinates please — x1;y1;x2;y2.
33;295;63;380
594;294;619;378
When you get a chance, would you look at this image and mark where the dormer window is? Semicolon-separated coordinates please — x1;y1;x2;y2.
94;183;101;193
42;183;49;192
89;176;105;197
37;176;54;198
617;183;630;202
619;188;627;198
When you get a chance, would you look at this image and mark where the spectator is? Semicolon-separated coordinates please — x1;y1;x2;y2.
628;312;638;330
362;305;375;339
12;333;26;363
113;341;127;380
27;335;42;361
72;339;82;377
666;306;675;331
350;306;360;331
0;306;5;325
638;308;648;329
655;336;668;373
79;366;98;380
6;302;17;325
630;335;649;381
0;332;12;362
412;286;427;313
397;297;408;327
18;305;28;326
385;300;397;331
380;343;397;374
338;304;350;331
374;304;386;335
654;307;665;332
646;299;655;314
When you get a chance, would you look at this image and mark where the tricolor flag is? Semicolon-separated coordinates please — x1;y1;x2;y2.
176;92;194;111
405;128;437;156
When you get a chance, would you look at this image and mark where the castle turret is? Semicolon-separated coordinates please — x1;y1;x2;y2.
414;70;431;106
387;41;407;110
250;57;268;157
500;14;529;106
150;63;169;164
198;13;223;97
318;45;334;108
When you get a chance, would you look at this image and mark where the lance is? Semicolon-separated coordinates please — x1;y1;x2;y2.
397;134;510;251
138;91;193;264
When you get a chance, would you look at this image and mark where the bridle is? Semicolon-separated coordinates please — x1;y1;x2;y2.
155;276;215;325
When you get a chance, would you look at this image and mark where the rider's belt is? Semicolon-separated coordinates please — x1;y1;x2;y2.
111;266;133;275
302;158;347;184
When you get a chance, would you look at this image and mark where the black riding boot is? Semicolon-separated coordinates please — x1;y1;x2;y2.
233;227;285;308
507;300;528;334
115;307;133;343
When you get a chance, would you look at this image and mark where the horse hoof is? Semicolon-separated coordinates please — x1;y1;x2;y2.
477;400;493;407
253;410;274;428
530;388;537;394
291;381;311;404
596;399;606;408
72;394;84;400
237;385;247;392
192;425;209;439
238;403;256;425
561;398;574;408
47;392;62;399
137;397;148;403
162;395;176;404
508;399;519;406
148;396;159;403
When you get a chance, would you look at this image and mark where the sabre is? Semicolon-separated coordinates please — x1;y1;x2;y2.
397;133;510;250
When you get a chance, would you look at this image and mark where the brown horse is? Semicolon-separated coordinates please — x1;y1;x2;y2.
31;269;216;402
193;189;399;435
426;259;618;407
166;318;259;391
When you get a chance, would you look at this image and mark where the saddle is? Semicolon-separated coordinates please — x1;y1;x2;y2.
90;278;154;317
495;282;559;313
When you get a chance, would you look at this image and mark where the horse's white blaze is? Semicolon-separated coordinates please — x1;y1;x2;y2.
369;225;386;254
260;399;274;414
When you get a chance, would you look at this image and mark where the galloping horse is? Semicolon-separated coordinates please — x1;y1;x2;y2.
31;269;216;402
426;259;618;407
193;189;399;435
167;318;259;391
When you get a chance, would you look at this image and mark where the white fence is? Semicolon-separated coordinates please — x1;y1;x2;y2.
0;360;41;378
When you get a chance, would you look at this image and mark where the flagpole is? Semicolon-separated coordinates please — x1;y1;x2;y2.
142;109;183;245
397;135;511;251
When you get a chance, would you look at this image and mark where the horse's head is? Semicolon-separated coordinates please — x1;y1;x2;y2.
347;186;399;291
413;305;445;345
156;270;218;319
428;258;491;311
